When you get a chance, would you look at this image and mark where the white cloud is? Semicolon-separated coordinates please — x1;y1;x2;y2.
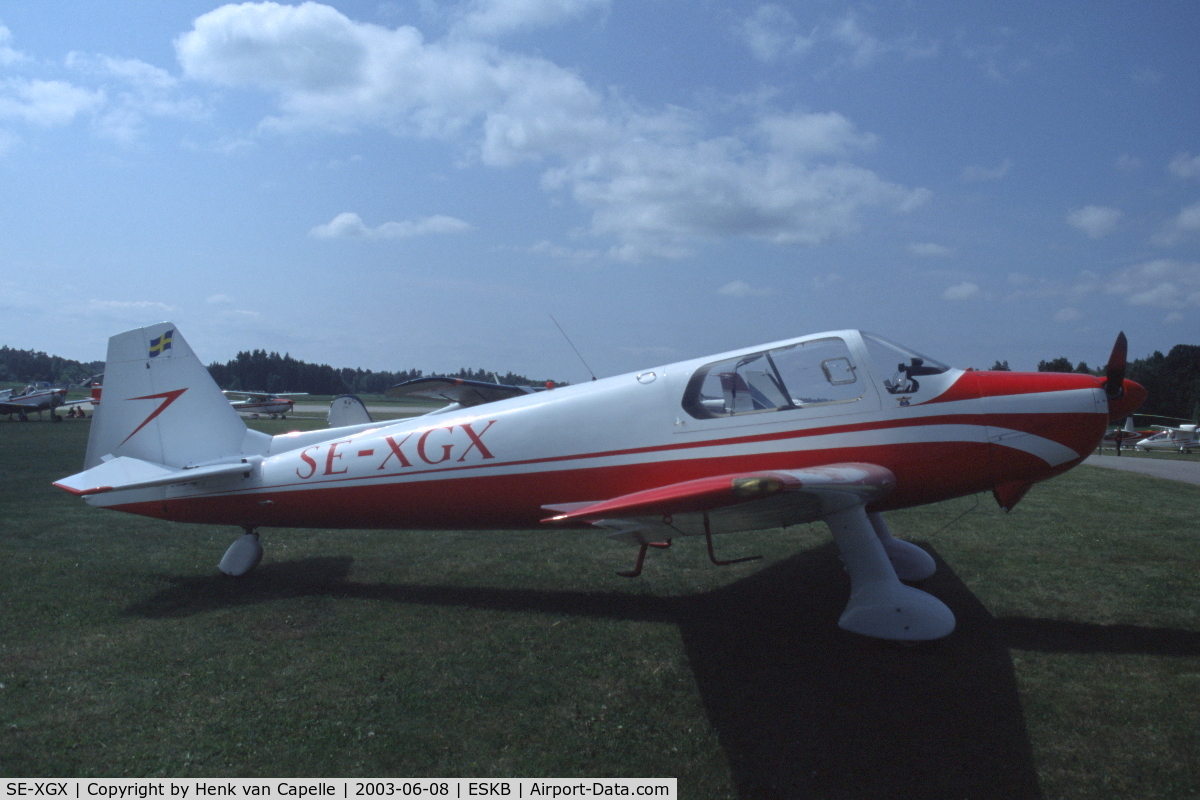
829;11;937;67
717;280;771;298
0;78;104;126
65;52;207;141
1152;202;1200;246
829;12;886;69
739;7;934;67
738;5;815;62
1066;205;1121;238
1103;259;1200;309
89;299;175;311
1168;152;1200;179
942;281;980;300
0;27;202;143
956;28;1035;83
908;242;952;257
527;240;601;261
756;111;876;158
177;2;929;260
451;0;609;38
309;211;472;239
86;299;177;323
1053;307;1082;323
810;273;842;290
1115;154;1141;172
0;23;25;65
961;158;1012;182
176;3;374;94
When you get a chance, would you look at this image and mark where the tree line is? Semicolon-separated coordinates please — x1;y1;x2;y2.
0;346;103;385
205;349;550;396
0;344;551;396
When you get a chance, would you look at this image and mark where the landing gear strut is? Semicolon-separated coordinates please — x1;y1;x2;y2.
826;505;954;640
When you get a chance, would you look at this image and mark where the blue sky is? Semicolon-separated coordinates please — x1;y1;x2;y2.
1;1;1197;382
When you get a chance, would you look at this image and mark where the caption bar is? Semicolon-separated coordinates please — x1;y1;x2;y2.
4;781;676;800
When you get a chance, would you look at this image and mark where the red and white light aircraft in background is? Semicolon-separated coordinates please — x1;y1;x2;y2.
224;390;307;418
56;323;1145;641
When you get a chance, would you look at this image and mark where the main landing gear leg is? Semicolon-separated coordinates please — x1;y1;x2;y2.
826;505;955;641
219;526;263;577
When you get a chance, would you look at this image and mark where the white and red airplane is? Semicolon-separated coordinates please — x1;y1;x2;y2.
55;323;1145;641
224;390;307;418
1134;424;1199;454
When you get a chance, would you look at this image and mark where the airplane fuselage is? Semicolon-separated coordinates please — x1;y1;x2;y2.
231;399;294;416
83;330;1113;531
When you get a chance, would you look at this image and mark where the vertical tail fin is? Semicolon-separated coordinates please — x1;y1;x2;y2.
84;323;249;469
328;394;373;427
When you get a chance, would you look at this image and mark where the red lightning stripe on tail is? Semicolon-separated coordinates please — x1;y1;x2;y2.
120;388;187;446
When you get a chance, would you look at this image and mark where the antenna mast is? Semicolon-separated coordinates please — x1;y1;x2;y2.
549;314;597;381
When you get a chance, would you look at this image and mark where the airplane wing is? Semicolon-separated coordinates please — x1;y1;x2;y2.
223;391;307;400
542;463;895;543
1149;424;1197;433
0;395;59;413
385;377;536;408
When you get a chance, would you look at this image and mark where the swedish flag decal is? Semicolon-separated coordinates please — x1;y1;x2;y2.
148;330;174;358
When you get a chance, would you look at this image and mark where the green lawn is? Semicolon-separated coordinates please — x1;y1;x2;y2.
1;418;1197;798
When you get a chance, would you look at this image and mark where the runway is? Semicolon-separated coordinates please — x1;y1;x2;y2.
1084;454;1200;487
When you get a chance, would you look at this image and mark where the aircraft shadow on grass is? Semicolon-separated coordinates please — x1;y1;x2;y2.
127;544;1200;800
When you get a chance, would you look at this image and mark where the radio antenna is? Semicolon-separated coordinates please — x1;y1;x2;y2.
550;314;597;381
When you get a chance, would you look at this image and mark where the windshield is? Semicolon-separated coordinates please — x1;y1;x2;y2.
861;333;950;395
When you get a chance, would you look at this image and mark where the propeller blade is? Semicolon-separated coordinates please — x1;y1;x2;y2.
1103;331;1127;398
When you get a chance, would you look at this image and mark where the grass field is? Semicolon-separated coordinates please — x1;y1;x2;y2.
1;418;1198;798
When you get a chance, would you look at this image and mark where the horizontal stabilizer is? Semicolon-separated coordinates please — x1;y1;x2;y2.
54;456;254;496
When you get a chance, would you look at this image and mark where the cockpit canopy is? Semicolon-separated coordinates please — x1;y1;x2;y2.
682;331;950;419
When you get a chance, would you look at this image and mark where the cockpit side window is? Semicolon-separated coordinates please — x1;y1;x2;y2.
683;337;865;419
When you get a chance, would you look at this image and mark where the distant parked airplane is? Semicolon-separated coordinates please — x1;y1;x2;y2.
1134;424;1199;454
1;383;89;422
223;391;307;418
